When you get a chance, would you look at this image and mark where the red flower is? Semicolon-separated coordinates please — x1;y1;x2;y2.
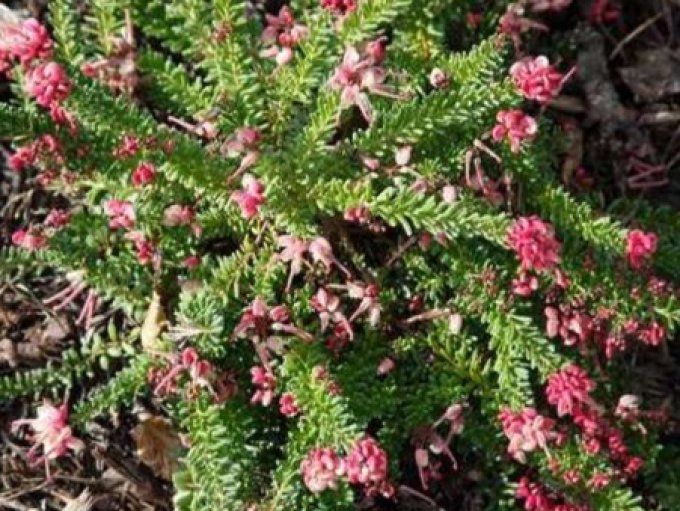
507;216;561;271
321;0;357;15
625;230;657;270
510;56;566;104
25;62;71;107
545;365;596;417
279;392;300;417
124;231;156;265
231;174;265;219
492;109;538;153
301;447;345;493
639;321;665;346
7;144;37;172
131;162;156;187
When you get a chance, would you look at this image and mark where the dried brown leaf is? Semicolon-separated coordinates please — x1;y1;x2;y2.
131;415;181;480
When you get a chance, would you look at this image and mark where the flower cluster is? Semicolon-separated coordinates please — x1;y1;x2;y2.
301;437;392;496
231;174;266;219
499;408;556;463
321;0;357;15
510;56;566;104
507;216;561;272
492;109;538;153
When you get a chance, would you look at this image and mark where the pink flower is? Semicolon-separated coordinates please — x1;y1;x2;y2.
329;46;401;124
510;56;566;104
279;392;300;417
103;199;135;230
250;365;277;406
615;395;640;421
11;400;84;473
529;0;572;11
8;144;37;172
114;134;141;158
223;127;261;157
162;204;195;227
44;208;71;229
301;447;345;493
507;216;561;271
492;109;537;153
499;408;555;463
25;61;71;107
0;18;53;66
231;174;265;219
321;0;357;15
131;162;156;187
310;287;353;338
260;6;308;66
515;477;554;511
309;237;348;275
588;472;611;490
626;230;657;270
49;103;78;134
345;437;389;487
545;364;596;417
277;235;309;289
512;272;539;297
12;228;48;251
124;231;156;265
346;281;381;326
183;255;201;269
639;321;665;346
429;67;449;89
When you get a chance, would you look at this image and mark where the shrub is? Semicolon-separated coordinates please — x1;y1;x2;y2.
1;1;678;510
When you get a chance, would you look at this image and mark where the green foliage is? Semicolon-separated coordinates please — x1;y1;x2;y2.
2;1;678;511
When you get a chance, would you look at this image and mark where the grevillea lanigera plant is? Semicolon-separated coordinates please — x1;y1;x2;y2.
1;1;679;510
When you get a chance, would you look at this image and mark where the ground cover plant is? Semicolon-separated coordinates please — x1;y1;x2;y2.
1;0;680;509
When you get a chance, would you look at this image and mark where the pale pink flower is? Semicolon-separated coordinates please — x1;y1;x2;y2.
0;18;53;66
43;271;99;330
131;161;156;187
529;0;572;12
507;216;561;272
310;287;353;338
545;364;596;417
615;395;640;422
492;109;537;153
250;365;277;406
345;436;389;486
162;204;195;227
499;407;555;463
103;199;135;230
25;61;71;107
309;236;349;275
301;447;345;493
11;400;84;474
441;185;458;203
512;271;539;297
223;127;261;157
499;5;549;51
377;357;396;375
276;235;309;290
279;392;300;417
11;228;47;251
429;67;449;89
346;281;381;326
626;230;657;270
329;46;402;124
44;208;71;229
231;174;265;219
510;56;566;104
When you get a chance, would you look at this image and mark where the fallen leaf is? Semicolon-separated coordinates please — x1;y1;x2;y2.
131;415;181;480
140;290;167;353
